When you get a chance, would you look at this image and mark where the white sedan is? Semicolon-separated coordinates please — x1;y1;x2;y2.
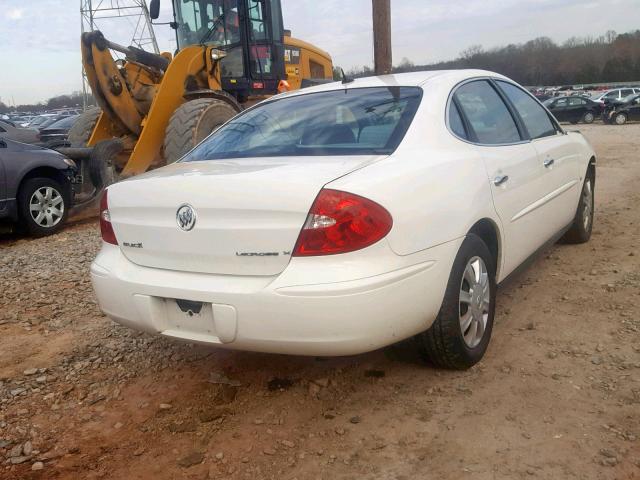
91;70;596;369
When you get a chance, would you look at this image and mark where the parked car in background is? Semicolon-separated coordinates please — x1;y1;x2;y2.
0;120;41;144
36;115;71;131
543;96;602;124
26;114;59;129
590;87;640;105
604;93;640;125
91;70;596;370
0;138;76;236
39;115;80;146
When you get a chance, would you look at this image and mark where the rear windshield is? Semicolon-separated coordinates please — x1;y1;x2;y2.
181;86;423;161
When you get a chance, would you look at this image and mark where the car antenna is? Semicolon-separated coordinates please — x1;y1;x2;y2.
341;68;354;85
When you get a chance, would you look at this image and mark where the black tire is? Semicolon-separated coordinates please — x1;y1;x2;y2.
163;98;239;164
68;107;101;147
582;111;595;124
17;177;70;237
417;234;497;370
560;170;594;244
613;112;627;125
88;139;124;190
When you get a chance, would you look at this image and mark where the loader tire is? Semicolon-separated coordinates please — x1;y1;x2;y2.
68;107;102;147
163;98;239;164
89;139;124;190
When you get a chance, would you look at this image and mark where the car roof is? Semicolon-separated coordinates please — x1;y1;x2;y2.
275;69;509;100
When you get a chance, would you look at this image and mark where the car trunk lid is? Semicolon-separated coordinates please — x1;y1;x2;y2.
107;156;380;276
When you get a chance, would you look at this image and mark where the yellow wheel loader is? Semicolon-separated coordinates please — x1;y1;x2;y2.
60;0;333;216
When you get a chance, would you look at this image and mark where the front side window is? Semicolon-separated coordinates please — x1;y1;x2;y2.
497;81;556;140
454;80;521;145
568;97;583;106
181;87;423;160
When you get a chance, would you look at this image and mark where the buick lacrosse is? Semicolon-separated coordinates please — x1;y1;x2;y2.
91;70;596;369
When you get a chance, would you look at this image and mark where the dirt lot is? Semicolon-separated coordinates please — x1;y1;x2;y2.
1;124;639;480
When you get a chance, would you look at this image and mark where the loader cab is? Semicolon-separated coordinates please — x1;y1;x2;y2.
168;0;286;99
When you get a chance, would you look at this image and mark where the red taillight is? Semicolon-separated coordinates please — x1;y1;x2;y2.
293;189;392;257
100;190;118;245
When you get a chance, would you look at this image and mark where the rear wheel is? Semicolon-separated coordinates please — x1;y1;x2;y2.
614;112;627;125
67;107;101;146
560;170;594;244
417;234;496;370
163;98;240;164
18;177;69;236
582;111;595;124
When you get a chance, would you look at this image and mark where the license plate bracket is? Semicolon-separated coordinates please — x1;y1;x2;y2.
176;299;204;316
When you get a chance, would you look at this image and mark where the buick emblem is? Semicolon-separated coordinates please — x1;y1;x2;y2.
176;204;197;231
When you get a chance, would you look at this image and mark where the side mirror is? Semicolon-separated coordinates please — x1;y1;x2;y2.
0;140;6;149
149;0;160;20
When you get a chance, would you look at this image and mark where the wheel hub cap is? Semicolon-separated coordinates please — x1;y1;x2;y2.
459;256;490;348
29;186;64;228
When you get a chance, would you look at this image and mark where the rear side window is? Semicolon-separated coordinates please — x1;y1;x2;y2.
454;80;521;145
497;81;557;139
448;102;467;140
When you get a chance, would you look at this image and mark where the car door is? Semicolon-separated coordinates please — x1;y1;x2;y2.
454;79;549;276
551;97;568;122
496;80;582;239
629;96;640;121
566;97;586;122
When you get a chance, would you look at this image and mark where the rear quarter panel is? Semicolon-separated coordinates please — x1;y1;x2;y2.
327;79;501;260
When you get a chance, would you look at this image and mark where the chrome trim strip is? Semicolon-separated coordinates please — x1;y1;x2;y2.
511;180;578;222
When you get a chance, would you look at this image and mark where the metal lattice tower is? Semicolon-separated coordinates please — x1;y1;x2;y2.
80;0;160;109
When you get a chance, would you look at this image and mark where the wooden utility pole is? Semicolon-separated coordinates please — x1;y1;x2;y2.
372;0;392;75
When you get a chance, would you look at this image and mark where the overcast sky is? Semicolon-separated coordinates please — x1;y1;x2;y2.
1;0;639;105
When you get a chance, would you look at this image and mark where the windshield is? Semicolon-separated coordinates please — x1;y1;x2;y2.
174;0;240;49
181;87;423;161
542;98;554;106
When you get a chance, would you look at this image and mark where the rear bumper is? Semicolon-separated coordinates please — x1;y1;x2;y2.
90;239;461;356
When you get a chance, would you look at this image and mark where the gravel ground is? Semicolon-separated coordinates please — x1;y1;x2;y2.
0;123;639;480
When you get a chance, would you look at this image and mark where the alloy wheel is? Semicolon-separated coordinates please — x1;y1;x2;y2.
29;186;64;228
459;256;490;348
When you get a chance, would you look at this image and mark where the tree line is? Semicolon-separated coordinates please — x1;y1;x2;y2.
0;92;95;115
5;29;640;113
344;29;640;86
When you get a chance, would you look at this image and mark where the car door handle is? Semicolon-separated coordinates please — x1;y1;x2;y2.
493;175;509;186
544;158;555;168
